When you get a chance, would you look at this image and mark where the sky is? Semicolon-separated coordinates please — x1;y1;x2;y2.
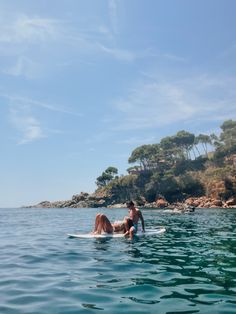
0;0;236;207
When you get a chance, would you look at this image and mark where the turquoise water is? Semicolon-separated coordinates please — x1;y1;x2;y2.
0;208;236;314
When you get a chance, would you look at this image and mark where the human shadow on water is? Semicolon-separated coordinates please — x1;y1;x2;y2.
123;237;154;263
93;237;113;252
126;244;143;259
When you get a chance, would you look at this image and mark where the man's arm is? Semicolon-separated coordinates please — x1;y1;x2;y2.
139;210;145;232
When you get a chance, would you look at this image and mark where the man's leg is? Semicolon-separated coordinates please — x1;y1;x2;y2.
129;226;135;240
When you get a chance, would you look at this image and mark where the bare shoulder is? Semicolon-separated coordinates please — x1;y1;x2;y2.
135;208;142;215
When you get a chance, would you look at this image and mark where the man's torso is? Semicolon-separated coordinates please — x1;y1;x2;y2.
130;208;140;224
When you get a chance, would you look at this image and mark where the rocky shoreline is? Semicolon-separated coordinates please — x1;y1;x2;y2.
26;193;236;209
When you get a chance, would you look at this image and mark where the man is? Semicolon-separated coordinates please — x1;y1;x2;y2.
127;201;145;239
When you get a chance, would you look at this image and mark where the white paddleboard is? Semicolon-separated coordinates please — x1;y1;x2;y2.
68;228;166;239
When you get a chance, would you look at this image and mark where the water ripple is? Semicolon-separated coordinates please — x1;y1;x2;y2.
0;207;236;313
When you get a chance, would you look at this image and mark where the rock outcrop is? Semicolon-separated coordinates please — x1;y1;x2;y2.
184;196;236;208
26;192;236;209
27;192;106;208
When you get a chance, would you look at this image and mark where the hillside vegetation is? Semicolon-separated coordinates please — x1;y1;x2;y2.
30;120;236;208
95;120;236;206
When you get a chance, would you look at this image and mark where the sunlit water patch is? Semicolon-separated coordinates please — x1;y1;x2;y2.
0;207;236;313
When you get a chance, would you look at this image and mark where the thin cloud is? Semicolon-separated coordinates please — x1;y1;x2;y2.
97;25;114;40
97;44;162;62
98;44;135;62
108;0;119;35
113;83;195;130
162;53;187;63
3;56;42;79
2;93;82;117
0;8;187;78
0;14;60;44
0;10;134;77
0;12;64;78
116;136;157;145
3;93;83;144
112;75;236;131
9;107;45;144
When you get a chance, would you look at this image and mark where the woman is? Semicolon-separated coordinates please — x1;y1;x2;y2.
93;213;134;238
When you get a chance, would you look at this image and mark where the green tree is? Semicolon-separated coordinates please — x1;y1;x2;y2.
195;134;212;156
214;120;236;161
96;120;236;206
105;167;118;176
96;166;118;187
174;131;195;160
178;174;205;198
220;120;236;153
128;144;160;170
210;133;220;149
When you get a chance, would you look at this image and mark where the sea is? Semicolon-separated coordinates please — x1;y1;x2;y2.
0;207;236;314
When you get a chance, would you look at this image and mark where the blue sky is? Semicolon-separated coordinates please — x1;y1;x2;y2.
0;0;236;207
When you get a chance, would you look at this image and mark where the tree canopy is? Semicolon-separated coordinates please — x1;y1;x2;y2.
95;120;236;204
96;166;118;187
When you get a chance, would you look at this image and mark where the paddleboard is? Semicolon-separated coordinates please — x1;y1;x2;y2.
68;228;166;239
